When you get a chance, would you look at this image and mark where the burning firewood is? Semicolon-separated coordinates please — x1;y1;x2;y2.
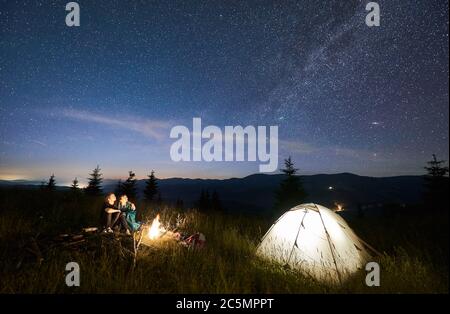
139;213;206;250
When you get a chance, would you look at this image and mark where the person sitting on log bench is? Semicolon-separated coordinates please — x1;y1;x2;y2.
102;193;131;235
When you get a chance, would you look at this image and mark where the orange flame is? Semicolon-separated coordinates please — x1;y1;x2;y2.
148;214;164;239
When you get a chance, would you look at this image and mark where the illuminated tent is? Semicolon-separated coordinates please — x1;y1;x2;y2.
257;203;372;283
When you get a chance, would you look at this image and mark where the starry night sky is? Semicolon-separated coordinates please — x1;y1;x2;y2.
0;0;448;184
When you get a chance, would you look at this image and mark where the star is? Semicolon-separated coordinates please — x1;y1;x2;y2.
0;0;447;181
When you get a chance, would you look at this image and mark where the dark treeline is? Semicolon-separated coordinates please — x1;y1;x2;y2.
39;154;449;215
42;166;161;205
195;189;223;212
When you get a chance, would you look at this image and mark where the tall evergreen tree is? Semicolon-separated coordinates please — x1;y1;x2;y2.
424;154;449;210
71;177;79;191
47;174;56;191
425;154;449;178
274;156;307;215
211;190;223;211
197;190;205;211
85;165;103;196
197;189;211;212
122;170;137;201
144;170;158;201
204;190;211;211
175;198;184;210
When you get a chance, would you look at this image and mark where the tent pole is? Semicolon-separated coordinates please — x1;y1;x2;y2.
315;204;343;285
356;236;382;257
286;210;308;266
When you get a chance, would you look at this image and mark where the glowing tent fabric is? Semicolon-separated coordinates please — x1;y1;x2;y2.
257;203;370;283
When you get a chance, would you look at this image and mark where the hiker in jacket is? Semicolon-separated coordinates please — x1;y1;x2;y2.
118;195;141;232
102;193;131;235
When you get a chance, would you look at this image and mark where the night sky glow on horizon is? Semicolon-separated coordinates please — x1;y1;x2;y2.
0;0;448;185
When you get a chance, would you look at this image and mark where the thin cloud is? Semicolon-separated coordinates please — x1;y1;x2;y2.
62;109;171;141
30;140;47;147
280;139;387;162
279;139;319;155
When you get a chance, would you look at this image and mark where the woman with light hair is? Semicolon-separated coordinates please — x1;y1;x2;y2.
118;195;141;232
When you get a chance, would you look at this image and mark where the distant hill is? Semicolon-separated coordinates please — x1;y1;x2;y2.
102;173;427;214
0;180;70;191
1;173;426;214
0;179;44;186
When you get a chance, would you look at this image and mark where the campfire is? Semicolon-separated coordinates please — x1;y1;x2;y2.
141;213;180;247
147;214;166;240
335;203;344;212
141;213;206;249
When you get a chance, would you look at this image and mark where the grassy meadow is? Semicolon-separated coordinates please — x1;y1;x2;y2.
0;188;448;293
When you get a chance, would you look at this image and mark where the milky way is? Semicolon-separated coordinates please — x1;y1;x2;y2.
0;0;448;183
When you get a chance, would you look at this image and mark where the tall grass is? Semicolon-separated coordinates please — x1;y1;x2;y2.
0;188;448;293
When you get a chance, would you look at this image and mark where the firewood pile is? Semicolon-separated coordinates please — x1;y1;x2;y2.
11;214;205;271
13;227;145;270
